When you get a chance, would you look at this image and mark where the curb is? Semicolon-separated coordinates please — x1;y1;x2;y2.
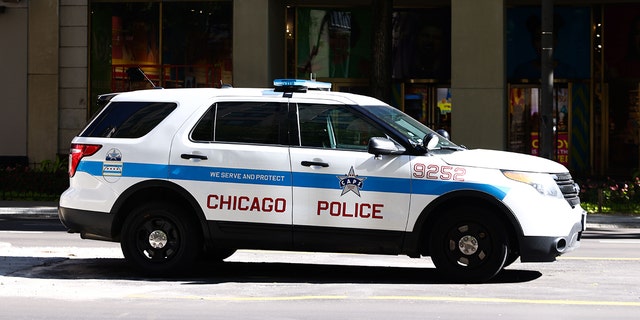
584;214;640;229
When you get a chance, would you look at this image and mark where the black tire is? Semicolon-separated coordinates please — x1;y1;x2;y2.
429;206;509;283
121;202;201;276
503;250;520;268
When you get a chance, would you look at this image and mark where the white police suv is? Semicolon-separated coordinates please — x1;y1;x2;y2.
59;79;585;282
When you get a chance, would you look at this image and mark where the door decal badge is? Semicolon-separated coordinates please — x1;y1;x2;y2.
103;148;123;177
317;166;383;219
337;166;366;197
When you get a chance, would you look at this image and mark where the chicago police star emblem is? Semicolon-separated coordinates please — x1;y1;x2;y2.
337;166;366;197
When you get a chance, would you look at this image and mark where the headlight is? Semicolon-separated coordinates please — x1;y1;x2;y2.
503;171;563;199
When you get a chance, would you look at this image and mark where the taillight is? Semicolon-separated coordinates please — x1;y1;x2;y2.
69;144;102;177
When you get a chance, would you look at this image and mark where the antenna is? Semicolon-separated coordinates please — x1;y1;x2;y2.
136;67;156;88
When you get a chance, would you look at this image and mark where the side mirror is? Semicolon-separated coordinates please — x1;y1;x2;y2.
436;129;450;140
423;133;440;150
368;137;406;157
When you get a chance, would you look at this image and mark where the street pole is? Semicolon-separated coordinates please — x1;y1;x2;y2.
540;0;555;160
370;0;392;104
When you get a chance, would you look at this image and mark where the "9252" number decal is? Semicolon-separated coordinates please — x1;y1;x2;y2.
413;163;466;181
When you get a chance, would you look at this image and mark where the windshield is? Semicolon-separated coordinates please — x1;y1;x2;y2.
363;105;460;149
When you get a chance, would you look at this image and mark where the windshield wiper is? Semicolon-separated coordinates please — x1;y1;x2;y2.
437;145;466;151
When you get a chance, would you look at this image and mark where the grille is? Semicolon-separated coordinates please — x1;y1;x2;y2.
554;173;581;208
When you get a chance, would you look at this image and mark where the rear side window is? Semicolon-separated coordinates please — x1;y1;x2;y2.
80;101;177;138
191;102;287;145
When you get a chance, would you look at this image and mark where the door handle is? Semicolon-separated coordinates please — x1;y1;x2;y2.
301;161;329;167
181;153;208;160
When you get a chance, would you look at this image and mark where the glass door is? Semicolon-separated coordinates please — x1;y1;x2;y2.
508;84;570;166
403;83;452;136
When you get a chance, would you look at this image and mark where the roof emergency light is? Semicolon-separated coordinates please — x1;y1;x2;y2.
273;79;332;93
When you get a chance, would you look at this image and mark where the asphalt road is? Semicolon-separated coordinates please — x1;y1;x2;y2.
0;217;639;319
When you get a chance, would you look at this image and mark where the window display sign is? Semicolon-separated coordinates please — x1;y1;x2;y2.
530;132;569;166
437;88;451;114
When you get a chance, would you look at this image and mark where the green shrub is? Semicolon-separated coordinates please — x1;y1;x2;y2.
0;157;69;201
577;176;640;214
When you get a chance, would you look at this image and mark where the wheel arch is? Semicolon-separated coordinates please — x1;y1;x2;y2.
109;180;209;243
406;190;524;257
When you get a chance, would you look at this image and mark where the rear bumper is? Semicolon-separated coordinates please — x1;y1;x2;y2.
58;206;117;242
519;210;586;262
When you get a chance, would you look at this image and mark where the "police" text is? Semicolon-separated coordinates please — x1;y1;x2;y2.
316;201;383;219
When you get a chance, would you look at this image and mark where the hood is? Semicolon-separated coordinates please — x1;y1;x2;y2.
440;149;568;173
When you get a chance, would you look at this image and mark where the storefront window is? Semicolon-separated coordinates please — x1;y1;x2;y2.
296;8;372;79
290;6;451;133
392;8;451;81
506;6;589;170
604;5;640;174
162;1;232;88
507;7;590;81
89;1;232;116
393;8;451;134
90;2;159;115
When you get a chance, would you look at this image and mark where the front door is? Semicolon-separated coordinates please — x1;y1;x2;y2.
290;103;412;254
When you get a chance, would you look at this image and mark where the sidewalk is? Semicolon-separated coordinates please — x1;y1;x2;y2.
1;201;639;229
0;201;59;219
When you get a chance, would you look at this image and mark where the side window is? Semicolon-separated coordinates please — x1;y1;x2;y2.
191;102;287;145
191;107;214;142
80;102;177;138
297;104;386;150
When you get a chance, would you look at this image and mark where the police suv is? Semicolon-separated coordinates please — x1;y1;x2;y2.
59;79;585;282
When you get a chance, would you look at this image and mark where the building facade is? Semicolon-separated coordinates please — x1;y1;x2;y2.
1;0;639;178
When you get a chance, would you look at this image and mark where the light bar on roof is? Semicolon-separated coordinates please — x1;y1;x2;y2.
273;79;332;92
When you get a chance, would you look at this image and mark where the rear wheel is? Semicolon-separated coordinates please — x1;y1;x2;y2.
121;202;200;276
429;206;508;283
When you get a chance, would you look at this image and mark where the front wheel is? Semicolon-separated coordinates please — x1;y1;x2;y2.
121;202;201;276
429;207;509;283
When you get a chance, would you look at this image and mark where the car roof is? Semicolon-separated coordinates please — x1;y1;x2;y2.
107;87;388;108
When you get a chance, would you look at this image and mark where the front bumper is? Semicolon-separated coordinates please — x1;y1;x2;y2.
519;210;586;262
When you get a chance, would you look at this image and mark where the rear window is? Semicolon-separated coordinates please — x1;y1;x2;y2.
80;101;177;138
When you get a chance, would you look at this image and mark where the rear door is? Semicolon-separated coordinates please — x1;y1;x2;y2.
289;103;412;253
170;100;293;249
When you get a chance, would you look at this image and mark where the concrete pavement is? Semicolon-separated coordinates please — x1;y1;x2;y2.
0;201;59;219
1;201;639;229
